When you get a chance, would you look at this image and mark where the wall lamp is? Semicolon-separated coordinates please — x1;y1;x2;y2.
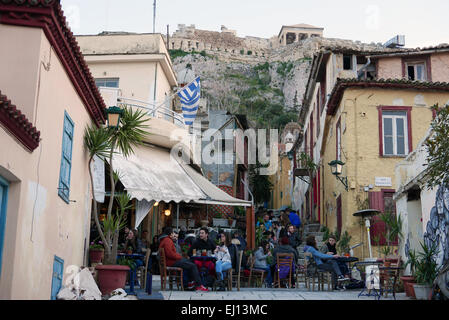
328;160;348;191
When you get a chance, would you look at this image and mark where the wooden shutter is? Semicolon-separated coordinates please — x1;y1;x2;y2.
58;112;74;203
51;256;64;300
369;191;387;246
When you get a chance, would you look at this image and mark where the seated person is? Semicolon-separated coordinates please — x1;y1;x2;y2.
213;232;233;291
263;231;276;250
286;224;302;249
232;230;247;251
256;213;273;232
137;230;149;253
304;235;346;290
188;227;216;276
320;234;350;277
184;230;197;247
158;227;208;291
272;236;298;263
254;240;273;288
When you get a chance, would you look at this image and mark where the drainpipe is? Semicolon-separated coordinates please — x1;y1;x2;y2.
357;57;371;80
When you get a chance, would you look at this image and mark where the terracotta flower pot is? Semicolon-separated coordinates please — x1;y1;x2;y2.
95;265;130;296
89;249;104;264
407;281;416;298
400;276;415;297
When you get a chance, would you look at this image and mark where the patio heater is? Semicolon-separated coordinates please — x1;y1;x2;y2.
353;209;380;261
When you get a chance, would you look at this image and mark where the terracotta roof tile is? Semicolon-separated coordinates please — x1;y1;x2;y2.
0;90;40;151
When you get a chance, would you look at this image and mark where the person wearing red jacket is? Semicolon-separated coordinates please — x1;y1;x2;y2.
159;227;208;291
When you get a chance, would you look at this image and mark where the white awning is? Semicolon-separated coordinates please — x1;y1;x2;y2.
179;163;252;207
111;145;252;207
112;145;204;203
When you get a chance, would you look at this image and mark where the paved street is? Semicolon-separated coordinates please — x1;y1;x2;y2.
133;275;410;300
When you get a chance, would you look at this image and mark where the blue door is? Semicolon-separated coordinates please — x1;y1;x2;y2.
51;256;64;300
0;176;9;278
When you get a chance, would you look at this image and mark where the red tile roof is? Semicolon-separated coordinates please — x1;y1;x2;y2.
0;0;106;126
0;90;40;151
327;78;449;116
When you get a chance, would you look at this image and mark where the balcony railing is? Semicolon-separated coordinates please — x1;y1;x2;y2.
97;87;185;128
117;96;185;128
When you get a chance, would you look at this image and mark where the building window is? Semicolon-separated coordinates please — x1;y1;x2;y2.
58;112;74;203
382;111;408;156
406;62;427;81
343;54;352;70
95;78;119;88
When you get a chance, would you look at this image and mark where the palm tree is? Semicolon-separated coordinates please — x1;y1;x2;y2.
84;106;149;264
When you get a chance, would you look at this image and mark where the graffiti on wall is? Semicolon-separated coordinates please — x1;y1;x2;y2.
422;185;449;268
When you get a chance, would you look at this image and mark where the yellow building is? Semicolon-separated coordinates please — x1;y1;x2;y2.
271;154;293;210
292;43;449;259
321;79;449;259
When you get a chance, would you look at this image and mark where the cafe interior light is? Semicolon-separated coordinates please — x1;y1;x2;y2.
328;160;348;191
154;201;159;207
164;209;171;216
105;106;124;129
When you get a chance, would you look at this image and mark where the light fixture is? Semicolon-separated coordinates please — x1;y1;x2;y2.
154;201;159;207
105;106;124;129
164;209;171;217
328;160;348;191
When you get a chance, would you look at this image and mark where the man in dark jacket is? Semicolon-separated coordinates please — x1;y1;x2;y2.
272;236;298;263
286;224;302;249
188;227;216;276
158;227;208;291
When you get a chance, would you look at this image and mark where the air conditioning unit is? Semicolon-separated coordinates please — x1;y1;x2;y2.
384;35;405;48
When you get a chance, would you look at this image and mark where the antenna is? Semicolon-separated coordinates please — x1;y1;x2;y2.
153;0;156;33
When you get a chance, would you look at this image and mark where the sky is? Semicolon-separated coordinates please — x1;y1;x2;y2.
61;0;449;48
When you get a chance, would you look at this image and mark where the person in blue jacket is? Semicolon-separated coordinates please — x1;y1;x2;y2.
304;235;346;290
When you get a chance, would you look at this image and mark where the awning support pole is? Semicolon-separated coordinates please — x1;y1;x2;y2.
176;203;179;231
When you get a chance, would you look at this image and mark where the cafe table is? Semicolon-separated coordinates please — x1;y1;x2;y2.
117;253;145;295
353;260;383;300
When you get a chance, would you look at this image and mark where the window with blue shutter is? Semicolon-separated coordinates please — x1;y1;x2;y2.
51;255;64;300
58;112;74;203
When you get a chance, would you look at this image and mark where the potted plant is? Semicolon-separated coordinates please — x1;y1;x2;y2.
337;231;352;256
89;240;105;264
84;106;149;296
381;246;392;267
413;242;440;300
402;249;418;297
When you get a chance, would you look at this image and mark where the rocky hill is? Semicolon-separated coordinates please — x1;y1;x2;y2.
170;36;391;129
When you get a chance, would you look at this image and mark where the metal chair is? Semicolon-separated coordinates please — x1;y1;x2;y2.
158;248;184;291
303;252;320;291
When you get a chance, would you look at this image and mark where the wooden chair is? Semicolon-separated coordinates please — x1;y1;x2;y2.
247;254;266;288
295;261;307;289
273;253;294;288
380;256;402;298
228;250;244;291
158;248;184;291
303;252;320;291
137;249;151;290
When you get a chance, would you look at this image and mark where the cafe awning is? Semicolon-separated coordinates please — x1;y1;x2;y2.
111;145;252;207
179;163;252;207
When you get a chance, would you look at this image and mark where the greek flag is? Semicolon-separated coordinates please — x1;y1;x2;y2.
178;76;201;126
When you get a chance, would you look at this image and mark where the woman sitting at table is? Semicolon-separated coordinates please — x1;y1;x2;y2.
213;232;233;291
254;240;273;288
304;235;345;290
